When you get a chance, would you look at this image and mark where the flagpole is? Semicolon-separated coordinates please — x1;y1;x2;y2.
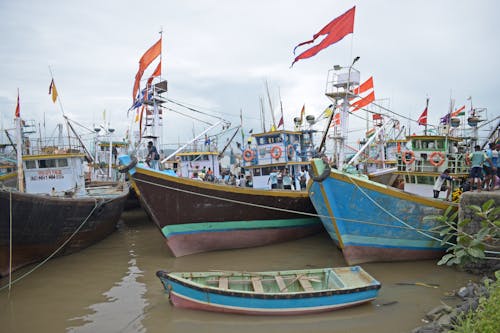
15;89;24;193
424;98;429;135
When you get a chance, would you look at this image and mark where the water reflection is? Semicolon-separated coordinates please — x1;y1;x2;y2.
68;251;147;333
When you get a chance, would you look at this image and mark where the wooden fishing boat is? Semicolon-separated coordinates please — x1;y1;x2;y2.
156;266;381;315
0;119;128;278
119;155;322;257
308;158;454;265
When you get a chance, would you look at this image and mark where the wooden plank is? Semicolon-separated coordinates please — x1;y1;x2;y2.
275;275;288;292
251;277;264;293
218;277;228;290
298;275;314;292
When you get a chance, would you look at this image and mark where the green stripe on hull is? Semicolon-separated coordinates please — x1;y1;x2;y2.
162;218;321;237
340;234;444;250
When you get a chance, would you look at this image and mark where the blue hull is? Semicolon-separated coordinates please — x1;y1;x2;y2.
309;162;452;264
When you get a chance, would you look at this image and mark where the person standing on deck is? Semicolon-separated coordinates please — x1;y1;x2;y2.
282;169;292;190
268;168;278;189
483;143;496;190
468;145;495;192
146;141;160;170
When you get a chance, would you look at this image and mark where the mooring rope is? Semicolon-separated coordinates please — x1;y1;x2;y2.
132;177;442;235
0;196;108;291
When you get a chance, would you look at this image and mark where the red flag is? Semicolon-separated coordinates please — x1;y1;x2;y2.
352;77;373;96
418;107;428;126
15;89;20;118
133;38;162;100
372;113;382;121
292;6;355;66
277;115;284;128
351;91;375;112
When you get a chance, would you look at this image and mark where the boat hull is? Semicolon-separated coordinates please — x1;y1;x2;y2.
130;166;322;256
308;160;452;265
0;188;128;277
157;267;381;315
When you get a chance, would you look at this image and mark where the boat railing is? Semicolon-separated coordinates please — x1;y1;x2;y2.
25;137;85;156
396;152;470;175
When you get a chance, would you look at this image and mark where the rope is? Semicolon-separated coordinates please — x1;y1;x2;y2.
343;173;450;244
0;197;108;291
132;177;442;236
342;173;500;258
9;191;13;293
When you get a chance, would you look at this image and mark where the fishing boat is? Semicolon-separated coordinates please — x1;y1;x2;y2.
0;116;128;278
156;266;381;315
120;155;321;257
306;63;458;265
308;158;452;265
120;38;322;257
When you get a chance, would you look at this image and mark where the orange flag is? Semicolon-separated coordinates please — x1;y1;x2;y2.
352;76;373;96
133;37;162;100
351;91;375;112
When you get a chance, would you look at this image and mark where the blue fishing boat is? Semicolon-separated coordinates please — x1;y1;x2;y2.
156;266;381;315
308;158;454;265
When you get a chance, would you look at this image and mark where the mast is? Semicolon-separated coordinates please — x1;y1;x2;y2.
265;80;276;128
15;117;24;192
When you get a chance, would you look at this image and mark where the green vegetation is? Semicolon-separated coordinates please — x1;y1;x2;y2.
428;199;499;332
430;199;499;266
451;271;500;333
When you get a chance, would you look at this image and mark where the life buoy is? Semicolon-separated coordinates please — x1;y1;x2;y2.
243;149;255;162
287;144;295;159
429;151;445;167
402;150;415;164
270;146;282;159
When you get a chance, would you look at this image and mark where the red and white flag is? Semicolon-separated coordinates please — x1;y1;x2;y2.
15;89;20;118
418;107;428;126
350;77;375;112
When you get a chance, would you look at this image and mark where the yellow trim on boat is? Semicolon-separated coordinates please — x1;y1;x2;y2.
22;153;85;160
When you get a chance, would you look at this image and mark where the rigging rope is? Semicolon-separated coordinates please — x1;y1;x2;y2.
0;195;111;291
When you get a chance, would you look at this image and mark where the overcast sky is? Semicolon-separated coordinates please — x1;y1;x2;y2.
0;0;498;147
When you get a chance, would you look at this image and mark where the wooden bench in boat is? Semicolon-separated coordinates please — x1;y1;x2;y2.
251;277;264;293
275;275;288;292
218;277;228;290
298;275;315;292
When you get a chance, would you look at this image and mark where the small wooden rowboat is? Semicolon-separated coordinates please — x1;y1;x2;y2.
156;266;381;315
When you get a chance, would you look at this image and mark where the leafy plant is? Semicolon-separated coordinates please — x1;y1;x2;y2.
428;199;500;266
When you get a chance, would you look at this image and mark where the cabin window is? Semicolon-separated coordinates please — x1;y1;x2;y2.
253;168;261;176
57;158;68;167
25;160;37;169
261;167;273;176
38;159;56;168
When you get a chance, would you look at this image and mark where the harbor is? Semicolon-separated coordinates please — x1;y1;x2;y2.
0;208;478;333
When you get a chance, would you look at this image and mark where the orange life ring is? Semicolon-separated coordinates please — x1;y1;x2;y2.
243;149;255;162
402;150;415;164
287;144;295;159
429;151;445;167
270;146;283;159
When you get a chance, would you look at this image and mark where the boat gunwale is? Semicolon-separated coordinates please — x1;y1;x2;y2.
134;166;310;198
157;269;381;299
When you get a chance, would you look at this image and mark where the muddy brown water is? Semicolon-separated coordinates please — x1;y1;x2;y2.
1;208;476;333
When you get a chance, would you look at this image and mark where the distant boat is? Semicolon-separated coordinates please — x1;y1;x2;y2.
156;266;381;315
308;158;453;265
119;155;322;257
0;118;128;278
